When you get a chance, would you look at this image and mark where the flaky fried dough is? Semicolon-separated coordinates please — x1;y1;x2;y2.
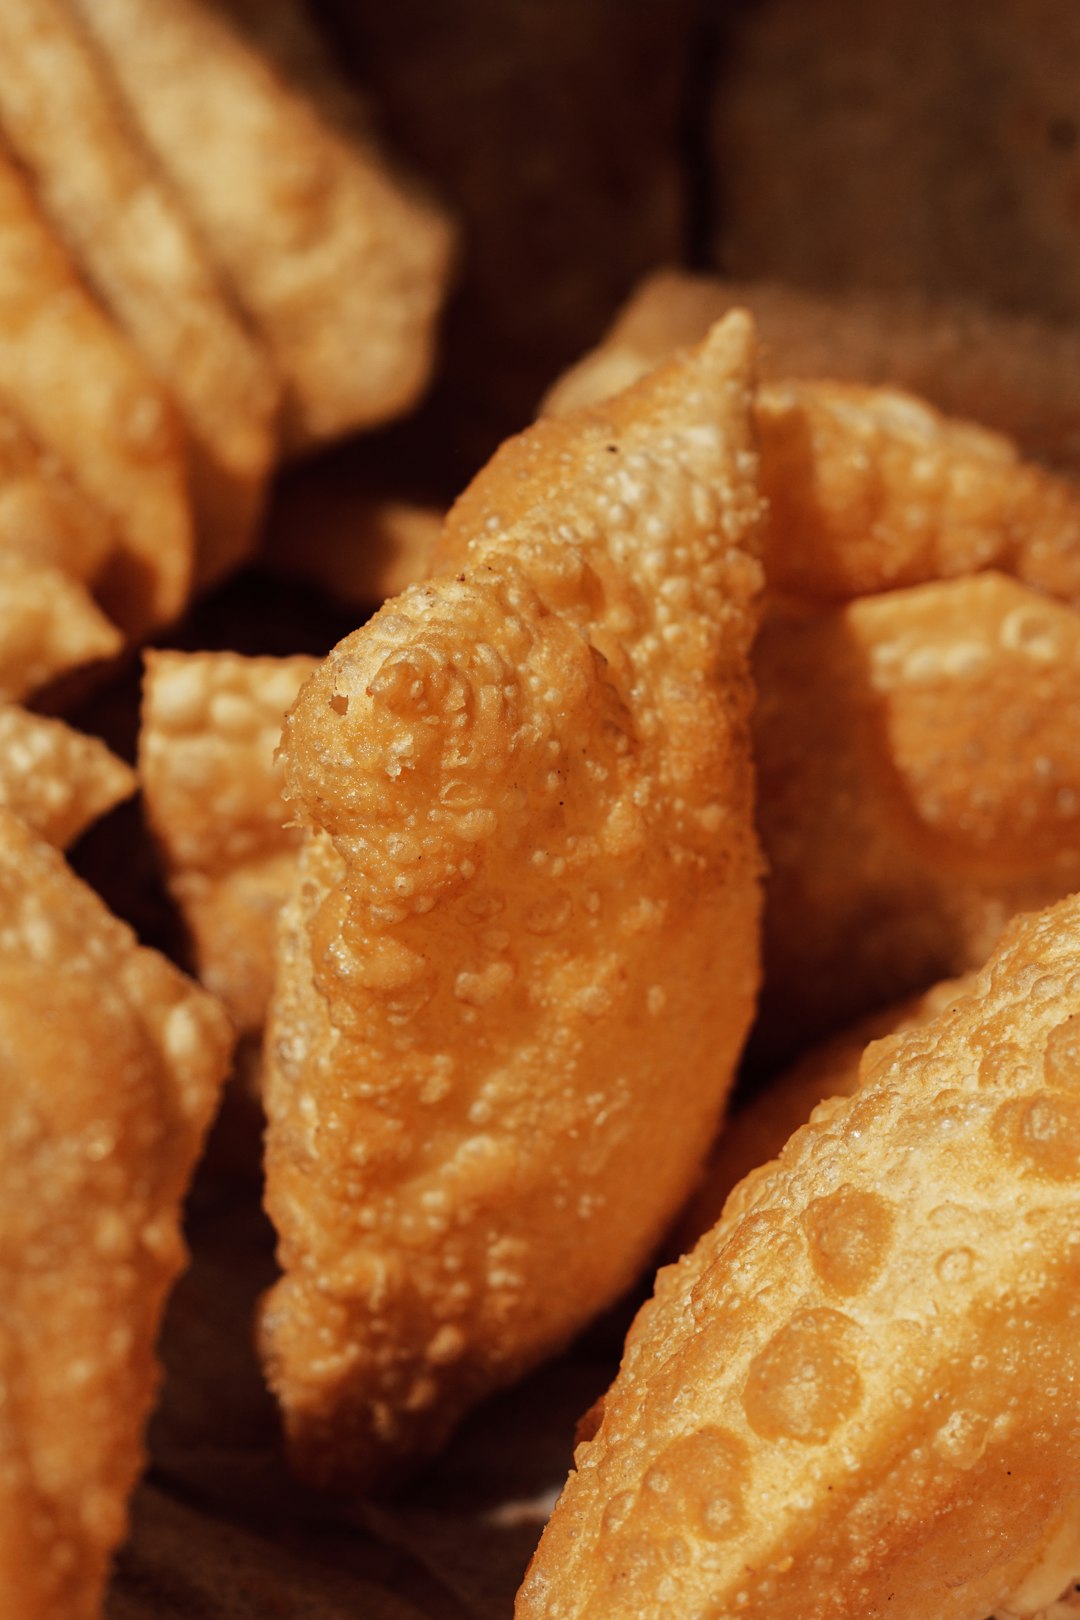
546;293;1080;607
260;313;764;1490
0;0;280;586
756;380;1080;604
0;705;134;850
140;651;316;1035
519;895;1080;1620
0;148;191;636
0;408;113;585
0;809;232;1620
71;0;456;452
755;574;1080;1056
0;555;122;702
676;976;971;1255
544;269;1080;479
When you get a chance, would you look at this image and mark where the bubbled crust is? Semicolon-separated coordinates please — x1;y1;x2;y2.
519;895;1080;1620
756;573;1080;1052
0;810;232;1620
0;554;121;703
260;313;765;1490
675;975;972;1255
70;0;457;453
140;651;316;1034
0;704;134;849
542;277;1080;612
0;148;191;638
756;381;1080;605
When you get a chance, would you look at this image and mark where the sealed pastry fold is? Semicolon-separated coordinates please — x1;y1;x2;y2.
69;0;457;452
140;649;316;1036
0;554;122;703
0;809;233;1620
754;573;1080;1054
0;146;191;637
259;312;765;1490
544;269;1080;482
0;704;135;850
518;894;1080;1620
0;0;280;587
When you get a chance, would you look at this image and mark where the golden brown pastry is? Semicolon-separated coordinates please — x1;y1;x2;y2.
0;809;232;1619
0;0;280;586
676;975;971;1254
755;572;1080;1054
547;297;1080;610
139;650;316;1037
70;0;456;452
0;555;121;703
544;270;1080;481
260;312;765;1490
0;147;191;637
0;705;134;850
519;892;1080;1620
0;407;113;586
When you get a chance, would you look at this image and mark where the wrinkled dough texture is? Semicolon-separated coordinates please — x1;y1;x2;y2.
261;313;765;1488
140;650;315;1033
519;894;1080;1620
756;573;1080;1052
0;704;134;849
543;269;1080;482
0;810;232;1620
550;334;1080;612
69;0;457;451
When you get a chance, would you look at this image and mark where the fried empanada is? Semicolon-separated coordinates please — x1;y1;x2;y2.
70;0;456;452
0;808;232;1619
0;704;134;850
756;380;1080;605
519;894;1080;1619
0;148;191;636
755;573;1080;1055
0;0;280;586
140;650;315;1036
0;554;121;702
546;292;1080;608
260;313;765;1490
0;408;113;585
676;975;971;1254
544;270;1080;481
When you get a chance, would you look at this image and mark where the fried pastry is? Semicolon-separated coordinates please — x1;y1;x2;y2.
518;893;1080;1620
0;705;134;850
755;380;1080;605
544;270;1080;480
676;976;971;1254
0;408;113;586
140;650;316;1036
755;572;1080;1055
0;147;191;636
0;555;121;703
70;0;456;451
260;312;765;1489
0;808;232;1619
0;0;280;586
546;301;1080;608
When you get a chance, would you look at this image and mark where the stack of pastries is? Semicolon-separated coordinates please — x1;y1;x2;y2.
4;8;1080;1620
